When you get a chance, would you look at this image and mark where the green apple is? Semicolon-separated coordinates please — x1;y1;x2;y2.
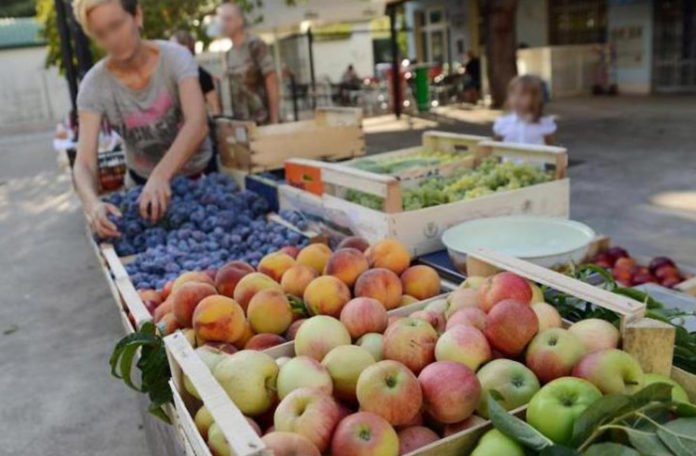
471;429;524;456
476;359;540;418
213;350;279;416
526;377;603;444
643;373;690;403
277;355;333;399
322;345;375;401
356;332;384;361
572;349;644;394
525;328;586;383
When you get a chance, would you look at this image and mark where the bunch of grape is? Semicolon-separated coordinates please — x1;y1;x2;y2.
346;158;553;211
350;149;468;175
101;173;307;289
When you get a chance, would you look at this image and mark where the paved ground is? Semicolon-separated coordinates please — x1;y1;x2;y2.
0;95;694;455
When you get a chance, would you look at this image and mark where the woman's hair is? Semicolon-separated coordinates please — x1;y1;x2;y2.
507;74;545;122
172;30;196;53
72;0;138;31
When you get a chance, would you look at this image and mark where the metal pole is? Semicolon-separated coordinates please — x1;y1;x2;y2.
54;0;78;121
67;4;93;79
388;5;402;119
307;27;316;109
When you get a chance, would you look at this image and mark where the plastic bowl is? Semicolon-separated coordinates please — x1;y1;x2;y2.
441;215;596;272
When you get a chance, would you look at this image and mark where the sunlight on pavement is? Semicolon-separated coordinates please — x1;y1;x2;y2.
362;114;438;133
651;191;696;212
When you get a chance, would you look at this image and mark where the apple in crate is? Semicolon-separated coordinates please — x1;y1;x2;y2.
331;412;399;456
262;431;320;456
446;307;487;331
409;309;446;334
435;325;491;371
277;356;333;400
526;377;602;444
356;360;423;426
213;350;279;417
443;415;487;437
484;299;539;357
383;317;438;374
419;361;481;424
531;302;563;331
340;297;389;339
643;373;690;403
356;333;384;361
525;328;586;383
322;345;376;402
444;288;480;318
568;318;620;353
476;359;540;418
573;349;644;394
294;315;351;361
471;429;525;456
274;387;342;453
477;271;532;313
397;426;440;455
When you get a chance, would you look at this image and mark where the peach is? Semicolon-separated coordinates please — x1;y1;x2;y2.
138;289;163;308
303;276;352;317
280;265;317;298
235;321;255;349
171;282;217;327
204;341;238;354
339;297;389;339
194;406;214;440
183;328;197;347
161;280;174;300
285;319;305;340
215;261;255;298
279;245;301;259
258;252;297;282
154;298;173;323
324;248;370;287
172;271;214;293
192;295;246;343
477;271;532;313
247;289;293;335
410;310;446;333
233;272;283;311
296;243;333;275
157;312;180;335
400;265;441;300
337;236;370;252
354;268;403;310
400;295;419;307
445;288;480;318
245;333;287;350
446;307;487;331
365;239;411;275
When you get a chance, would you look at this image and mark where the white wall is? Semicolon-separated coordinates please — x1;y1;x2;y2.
312;23;375;82
0;47;71;127
607;0;653;94
517;0;548;48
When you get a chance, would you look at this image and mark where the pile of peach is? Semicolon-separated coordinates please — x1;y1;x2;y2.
137;236;443;353
182;269;655;456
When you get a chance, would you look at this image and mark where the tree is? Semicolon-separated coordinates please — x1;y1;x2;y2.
37;0;264;71
483;0;518;108
0;0;36;17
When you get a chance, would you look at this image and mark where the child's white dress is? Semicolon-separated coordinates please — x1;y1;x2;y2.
493;113;556;145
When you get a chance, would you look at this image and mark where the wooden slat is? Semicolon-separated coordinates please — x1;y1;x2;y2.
101;244;153;328
321;162;400;199
476;140;568;180
164;332;269;456
623;318;676;375
675;276;696;296
422;131;491;154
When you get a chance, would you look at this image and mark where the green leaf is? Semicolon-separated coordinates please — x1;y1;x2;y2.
583;443;639;456
657;418;696;456
674;401;696;418
631;382;674;405
624;427;672;456
571;395;633;446
486;391;553;451
540;445;581;456
118;342;142;391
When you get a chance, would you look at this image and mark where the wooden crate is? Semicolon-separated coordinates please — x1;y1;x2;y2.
215;107;364;173
585;235;696;296
320;141;570;256
170;249;695;455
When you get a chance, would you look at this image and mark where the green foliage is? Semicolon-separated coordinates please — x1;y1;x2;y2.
487;390;553;451
0;0;36;18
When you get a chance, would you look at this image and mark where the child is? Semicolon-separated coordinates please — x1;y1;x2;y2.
493;75;556;146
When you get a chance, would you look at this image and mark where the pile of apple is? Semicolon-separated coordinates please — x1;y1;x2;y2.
590;246;687;288
176;263;691;456
137;236;443;353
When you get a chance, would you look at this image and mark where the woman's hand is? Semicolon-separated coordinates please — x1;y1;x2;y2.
87;201;122;238
138;172;172;223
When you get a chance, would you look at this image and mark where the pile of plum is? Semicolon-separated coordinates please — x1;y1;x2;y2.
101;174;307;289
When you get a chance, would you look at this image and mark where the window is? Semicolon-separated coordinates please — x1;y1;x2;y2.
549;0;607;45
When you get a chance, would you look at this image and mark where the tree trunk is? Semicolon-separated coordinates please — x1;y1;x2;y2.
484;0;518;108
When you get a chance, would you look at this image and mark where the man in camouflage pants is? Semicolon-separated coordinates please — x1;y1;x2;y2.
218;2;280;124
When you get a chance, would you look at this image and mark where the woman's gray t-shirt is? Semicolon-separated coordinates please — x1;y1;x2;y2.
77;40;212;178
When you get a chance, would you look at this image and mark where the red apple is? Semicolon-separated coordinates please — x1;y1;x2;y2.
649;256;675;273
356;360;423;426
606;246;629;261
525;328;586;383
409;309;446;333
445;307;487;331
397;426;440;455
273;387;342;453
262;431;320;456
331;412;399;456
484;299;538;357
340;297;389;340
418;361;481;423
568;319;620;353
435;325;491;371
614;257;636;271
443;415;487;437
531;302;563;332
383;318;438;374
477;272;532;313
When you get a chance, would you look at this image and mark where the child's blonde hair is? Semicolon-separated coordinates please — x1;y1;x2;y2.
507;75;545;122
72;0;138;34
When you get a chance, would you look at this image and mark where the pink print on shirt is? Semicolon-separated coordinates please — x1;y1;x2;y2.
124;90;174;129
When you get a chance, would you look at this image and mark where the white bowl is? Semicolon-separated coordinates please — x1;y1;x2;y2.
441;216;596;271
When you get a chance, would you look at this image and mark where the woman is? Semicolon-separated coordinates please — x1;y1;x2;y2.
171;30;221;116
73;0;211;238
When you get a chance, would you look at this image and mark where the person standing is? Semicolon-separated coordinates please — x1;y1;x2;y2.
171;30;221;116
72;0;211;236
217;2;279;124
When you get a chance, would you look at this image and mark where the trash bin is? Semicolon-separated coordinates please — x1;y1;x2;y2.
413;64;431;112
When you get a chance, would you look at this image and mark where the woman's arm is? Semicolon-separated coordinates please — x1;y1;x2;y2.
74;110;122;237
205;89;222;116
265;71;280;124
138;77;209;222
